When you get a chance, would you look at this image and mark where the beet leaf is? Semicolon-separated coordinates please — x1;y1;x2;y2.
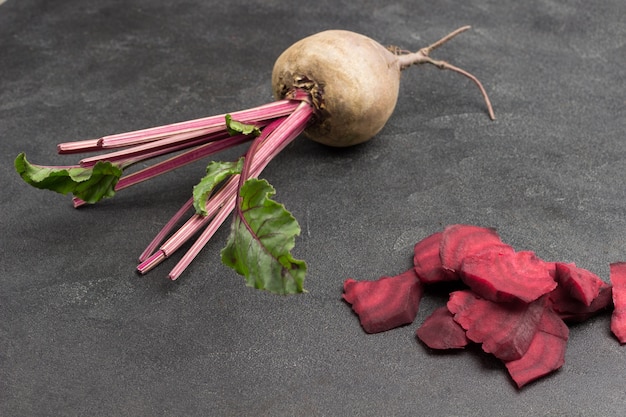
192;158;244;216
15;152;122;204
221;178;306;294
225;114;262;137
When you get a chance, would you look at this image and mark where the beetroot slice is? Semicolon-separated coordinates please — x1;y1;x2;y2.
447;290;546;361
413;231;452;284
609;262;626;344
439;224;506;278
416;306;469;350
549;280;613;323
460;250;557;303
554;262;605;306
504;306;569;388
342;268;423;334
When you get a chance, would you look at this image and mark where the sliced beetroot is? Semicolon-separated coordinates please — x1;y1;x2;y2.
504;306;569;388
554;262;605;306
549;280;613;323
610;262;626;344
439;224;507;278
416;306;469;350
447;290;546;361
413;231;452;284
344;223;626;389
460;249;557;303
342;268;423;334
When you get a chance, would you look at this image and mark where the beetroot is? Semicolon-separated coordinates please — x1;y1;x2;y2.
460;249;557;303
504;306;569;388
447;290;547;361
549;281;613;323
343;268;422;334
439;224;506;278
412;231;450;284
554;262;605;306
416;306;469;350
344;223;625;389
610;262;626;343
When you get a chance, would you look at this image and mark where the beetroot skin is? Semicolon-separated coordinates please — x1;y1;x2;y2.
343;268;423;334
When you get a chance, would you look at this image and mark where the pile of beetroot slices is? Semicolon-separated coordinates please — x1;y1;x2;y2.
342;224;626;389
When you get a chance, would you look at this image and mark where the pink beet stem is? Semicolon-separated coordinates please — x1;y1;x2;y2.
135;118;288;268
168;194;237;280
136;250;166;275
246;101;313;174
79;129;233;168
165;101;314;279
137;100;314;278
138;197;195;262
136;175;240;274
113;133;251;190
98;99;301;148
72;133;252;208
57;138;103;154
55;99;302;154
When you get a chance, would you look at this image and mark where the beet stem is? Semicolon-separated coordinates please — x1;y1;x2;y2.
137;250;166;274
57;99;301;152
138;100;314;279
168;194;237;281
138;197;194;262
57;139;102;154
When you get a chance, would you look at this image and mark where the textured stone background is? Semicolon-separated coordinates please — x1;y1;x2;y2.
2;0;625;415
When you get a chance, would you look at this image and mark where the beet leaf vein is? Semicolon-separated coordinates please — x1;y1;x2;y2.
221;178;307;294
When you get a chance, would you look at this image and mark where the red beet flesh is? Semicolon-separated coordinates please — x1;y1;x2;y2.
413;231;450;284
610;262;626;343
555;262;605;306
439;224;505;278
416;306;469;350
460;249;557;303
549;265;613;323
504;306;569;388
447;290;548;361
343;268;423;334
346;223;620;389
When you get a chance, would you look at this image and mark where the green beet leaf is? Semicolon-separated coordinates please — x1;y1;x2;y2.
192;158;244;216
14;153;122;204
225;114;261;137
221;178;307;294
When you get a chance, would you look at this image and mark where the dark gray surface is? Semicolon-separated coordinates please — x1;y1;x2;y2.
2;0;625;415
